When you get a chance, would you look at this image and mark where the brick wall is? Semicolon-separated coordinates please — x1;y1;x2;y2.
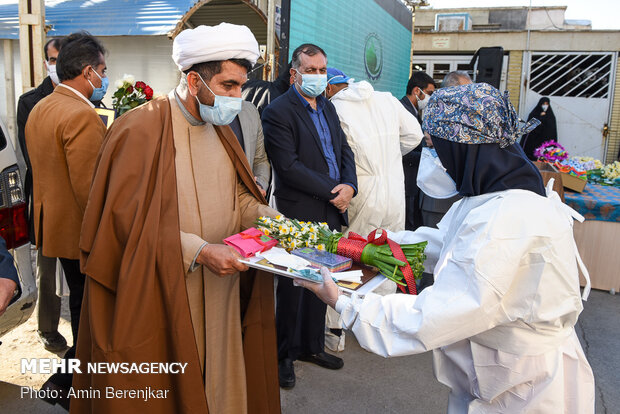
506;50;523;112
605;55;620;163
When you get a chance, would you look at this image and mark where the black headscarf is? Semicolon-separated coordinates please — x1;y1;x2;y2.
521;97;557;160
433;137;546;197
423;83;546;197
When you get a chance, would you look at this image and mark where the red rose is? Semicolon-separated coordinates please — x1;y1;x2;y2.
126;85;134;94
144;86;153;100
135;81;146;91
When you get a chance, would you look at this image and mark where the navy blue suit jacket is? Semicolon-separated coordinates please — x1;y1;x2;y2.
262;87;357;228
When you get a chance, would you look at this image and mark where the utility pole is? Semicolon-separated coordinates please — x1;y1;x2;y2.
403;0;430;77
4;40;17;146
18;0;45;93
265;0;276;81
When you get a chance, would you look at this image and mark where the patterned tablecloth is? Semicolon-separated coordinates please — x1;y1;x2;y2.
564;183;620;222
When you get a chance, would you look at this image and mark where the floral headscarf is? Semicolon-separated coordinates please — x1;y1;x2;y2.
422;83;540;148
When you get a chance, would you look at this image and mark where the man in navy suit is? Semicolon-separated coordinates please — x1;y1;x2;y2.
262;43;357;389
400;71;435;231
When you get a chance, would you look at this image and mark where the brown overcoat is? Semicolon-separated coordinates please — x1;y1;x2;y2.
25;86;105;259
73;97;280;413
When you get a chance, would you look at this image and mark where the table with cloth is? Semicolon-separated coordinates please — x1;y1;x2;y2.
564;183;620;292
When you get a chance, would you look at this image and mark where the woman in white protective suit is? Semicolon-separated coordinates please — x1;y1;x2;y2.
295;83;595;413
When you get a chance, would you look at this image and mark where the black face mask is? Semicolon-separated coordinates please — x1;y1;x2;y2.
432;137;546;197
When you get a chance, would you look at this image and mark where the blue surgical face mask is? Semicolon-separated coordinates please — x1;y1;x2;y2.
295;69;327;98
417;147;459;199
195;73;243;125
87;67;109;102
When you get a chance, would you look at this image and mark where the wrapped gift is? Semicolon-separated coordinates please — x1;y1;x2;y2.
291;247;352;272
223;227;278;258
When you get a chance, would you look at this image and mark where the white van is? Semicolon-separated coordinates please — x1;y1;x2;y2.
0;118;35;338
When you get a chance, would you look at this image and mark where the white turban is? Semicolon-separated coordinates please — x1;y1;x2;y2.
172;23;260;71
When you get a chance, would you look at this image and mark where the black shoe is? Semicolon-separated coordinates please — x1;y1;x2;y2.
298;352;344;370
38;330;68;352
278;358;295;389
40;378;70;410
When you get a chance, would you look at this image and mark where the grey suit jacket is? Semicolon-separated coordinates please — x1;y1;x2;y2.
238;100;271;190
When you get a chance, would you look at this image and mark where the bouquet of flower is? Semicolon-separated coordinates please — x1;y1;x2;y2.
534;140;568;163
567;156;603;171
112;74;154;115
603;161;620;181
588;160;620;186
555;161;587;181
256;216;427;294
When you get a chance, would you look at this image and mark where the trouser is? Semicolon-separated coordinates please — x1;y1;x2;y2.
276;275;326;361
47;258;84;388
405;192;423;231
36;251;61;333
417;272;435;292
421;210;445;231
418;208;437;292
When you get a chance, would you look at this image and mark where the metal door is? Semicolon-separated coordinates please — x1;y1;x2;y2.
523;52;616;160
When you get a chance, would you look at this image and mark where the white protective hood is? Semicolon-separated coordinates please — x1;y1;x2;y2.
330;81;423;236
332;80;374;102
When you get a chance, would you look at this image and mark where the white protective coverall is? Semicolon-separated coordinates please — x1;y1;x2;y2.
335;185;595;413
330;80;423;236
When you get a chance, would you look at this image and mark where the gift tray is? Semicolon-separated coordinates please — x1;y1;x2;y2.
238;248;386;296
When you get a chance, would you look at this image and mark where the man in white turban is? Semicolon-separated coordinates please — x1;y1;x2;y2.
73;23;281;414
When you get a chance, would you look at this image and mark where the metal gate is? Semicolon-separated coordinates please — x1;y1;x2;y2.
523;51;617;160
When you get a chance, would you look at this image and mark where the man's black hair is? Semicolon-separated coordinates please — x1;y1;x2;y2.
44;38;62;61
56;31;106;82
291;44;327;69
183;58;253;81
406;71;435;95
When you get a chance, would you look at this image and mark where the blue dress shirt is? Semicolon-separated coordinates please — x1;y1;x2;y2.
293;86;340;182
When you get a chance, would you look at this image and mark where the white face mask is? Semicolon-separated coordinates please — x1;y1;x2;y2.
417;147;459;199
417;89;431;110
541;104;549;111
46;62;59;85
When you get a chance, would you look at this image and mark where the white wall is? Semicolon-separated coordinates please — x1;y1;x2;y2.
98;35;180;107
0;35;181;133
528;8;566;30
0;39;23;145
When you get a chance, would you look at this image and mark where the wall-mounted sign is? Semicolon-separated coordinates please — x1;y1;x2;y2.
432;36;451;49
364;33;383;81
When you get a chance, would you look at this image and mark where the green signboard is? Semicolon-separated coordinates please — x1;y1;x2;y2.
289;0;412;98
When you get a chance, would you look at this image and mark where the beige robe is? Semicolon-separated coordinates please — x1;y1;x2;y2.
169;96;276;414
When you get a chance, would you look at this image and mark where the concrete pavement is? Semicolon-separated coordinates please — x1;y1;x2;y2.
282;289;619;414
0;290;617;413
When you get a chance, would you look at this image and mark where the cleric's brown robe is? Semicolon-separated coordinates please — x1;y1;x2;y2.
170;95;277;413
73;96;281;414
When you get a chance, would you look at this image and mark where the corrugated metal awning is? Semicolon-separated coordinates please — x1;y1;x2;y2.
174;0;269;43
0;0;199;39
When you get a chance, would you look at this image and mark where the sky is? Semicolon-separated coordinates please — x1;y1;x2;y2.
423;0;620;30
0;0;618;29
